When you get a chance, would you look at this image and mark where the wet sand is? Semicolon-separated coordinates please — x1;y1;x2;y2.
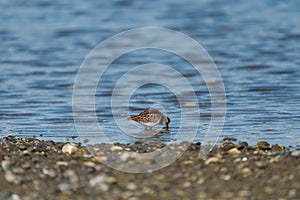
0;136;299;200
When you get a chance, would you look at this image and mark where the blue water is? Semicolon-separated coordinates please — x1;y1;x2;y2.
1;0;299;146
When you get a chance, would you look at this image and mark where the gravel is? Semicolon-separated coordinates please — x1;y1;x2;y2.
0;136;299;200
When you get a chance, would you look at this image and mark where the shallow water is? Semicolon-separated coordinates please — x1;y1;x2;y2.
1;1;299;146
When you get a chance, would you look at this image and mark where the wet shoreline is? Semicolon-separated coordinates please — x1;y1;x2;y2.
0;136;299;200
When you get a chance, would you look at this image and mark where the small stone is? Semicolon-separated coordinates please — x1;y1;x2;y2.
42;168;56;178
106;176;118;184
89;174;109;191
74;149;86;156
10;194;20;200
237;142;248;150
264;186;274;194
291;150;300;157
22;150;31;156
271;144;283;152
288;189;297;198
122;191;133;199
142;187;155;194
256;141;271;150
227;148;241;155
1;160;11;171
220;167;228;173
120;152;131;161
12;167;24;175
127;182;137;190
128;197;139;200
269;156;281;163
184;160;194;165
83;161;96;167
238;190;251;197
21;162;31;169
220;137;237;142
221;142;236;151
110;146;123;151
56;161;69;166
222;192;234;198
4;172;16;183
241;168;251;176
91;157;104;163
221;175;231;181
255;161;268;169
205;157;220;165
183;181;191;187
197;177;205;184
64;170;78;185
62;143;78;154
57;183;70;191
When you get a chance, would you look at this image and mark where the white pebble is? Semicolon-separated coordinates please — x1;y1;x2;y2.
205;157;220;165
62;143;78;154
291;150;300;157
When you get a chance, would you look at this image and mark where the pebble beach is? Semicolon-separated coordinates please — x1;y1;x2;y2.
1;136;299;200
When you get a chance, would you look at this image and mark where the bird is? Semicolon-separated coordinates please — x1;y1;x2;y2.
128;108;170;130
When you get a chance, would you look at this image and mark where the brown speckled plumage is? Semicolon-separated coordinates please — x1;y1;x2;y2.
129;108;170;129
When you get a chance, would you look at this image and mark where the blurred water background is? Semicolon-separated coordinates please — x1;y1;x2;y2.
1;0;299;146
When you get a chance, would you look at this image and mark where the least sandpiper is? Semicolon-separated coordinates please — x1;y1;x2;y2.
128;108;170;129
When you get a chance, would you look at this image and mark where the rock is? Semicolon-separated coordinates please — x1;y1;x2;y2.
264;186;274;195
110;146;123;151
89;174;109;191
241;168;251;176
120;152;131;161
12;167;24;175
288;189;297;198
10;194;20;200
256;141;271;150
62;143;78;154
237;142;248;150
1;160;11;171
74;149;86;156
220;167;228;173
269;156;281;163
255;161;268;169
56;161;69;166
64;170;78;185
106;176;117;184
22;150;31;157
271;144;283;152
205;157;220;165
4;171;15;183
227;148;241;155
220;142;236;151
221;175;231;181
83;161;96;167
291;150;300;157
42;168;56;178
57;183;70;192
197;177;205;184
220;137;237;142
4;172;17;183
90;157;104;163
183;181;192;188
89;174;106;186
21;162;31;169
127;182;137;190
238;190;251;197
